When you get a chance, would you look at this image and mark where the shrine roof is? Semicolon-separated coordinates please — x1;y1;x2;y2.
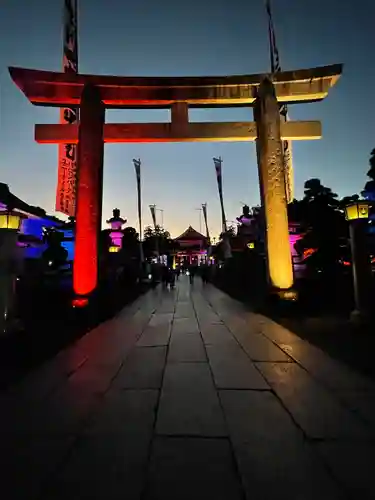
174;226;207;242
0;183;63;224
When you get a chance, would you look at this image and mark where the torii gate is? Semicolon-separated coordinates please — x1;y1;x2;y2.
9;64;342;302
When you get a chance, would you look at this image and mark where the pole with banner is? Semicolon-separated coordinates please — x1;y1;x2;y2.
265;0;294;203
202;203;210;241
56;0;79;216
213;157;227;234
149;204;160;258
133;159;144;266
202;203;212;261
149;204;157;229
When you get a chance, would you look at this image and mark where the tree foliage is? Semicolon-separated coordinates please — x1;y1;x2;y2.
362;148;375;201
290;179;351;275
42;227;68;269
143;225;176;257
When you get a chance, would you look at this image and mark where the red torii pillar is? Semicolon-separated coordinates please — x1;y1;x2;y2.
74;84;105;300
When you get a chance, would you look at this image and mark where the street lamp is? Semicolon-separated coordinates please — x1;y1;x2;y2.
344;200;373;322
0;209;24;334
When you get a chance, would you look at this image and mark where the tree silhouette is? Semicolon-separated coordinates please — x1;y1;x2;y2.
295;179;348;276
42;228;68;270
120;227;139;260
143;225;172;257
362;148;375;200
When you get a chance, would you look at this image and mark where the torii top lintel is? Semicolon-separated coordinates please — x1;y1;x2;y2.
9;64;342;109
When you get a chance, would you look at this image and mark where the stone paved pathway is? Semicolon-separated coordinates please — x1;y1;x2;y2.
1;277;375;499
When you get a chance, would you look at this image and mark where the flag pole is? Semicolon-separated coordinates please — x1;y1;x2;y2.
213;156;227;234
133;159;144;267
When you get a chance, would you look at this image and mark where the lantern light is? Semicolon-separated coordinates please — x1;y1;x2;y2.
247;242;255;249
0;210;23;230
345;201;371;221
109;246;120;253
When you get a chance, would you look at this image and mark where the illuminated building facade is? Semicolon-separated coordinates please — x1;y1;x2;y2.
0;183;72;260
174;226;208;266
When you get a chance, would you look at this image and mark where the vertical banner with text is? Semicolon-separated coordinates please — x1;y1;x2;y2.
265;0;294;203
133;159;144;263
56;0;79;215
213;157;227;234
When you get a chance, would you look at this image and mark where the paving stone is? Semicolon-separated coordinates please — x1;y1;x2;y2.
84;389;158;435
335;390;375;430
64;357;123;393
257;362;373;439
206;344;270;389
156;363;226;436
168;332;206;362
313;442;375;500
16;383;102;436
148;313;174;327
174;302;194;318
171;317;199;334
219;390;343;499
112;347;166;389
278;340;375;391
200;324;237;346
137;324;171;347
255;317;301;343
145;437;244;500
1;348;88;408
44;432;151;500
233;331;292;362
1;435;75;500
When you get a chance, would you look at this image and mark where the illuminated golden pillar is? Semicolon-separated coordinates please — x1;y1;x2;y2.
254;78;293;291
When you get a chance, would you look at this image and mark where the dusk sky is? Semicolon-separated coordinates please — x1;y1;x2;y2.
1;0;374;238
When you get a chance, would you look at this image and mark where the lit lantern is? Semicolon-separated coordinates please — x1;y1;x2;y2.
345;201;371;221
0;210;23;230
109;246;120;253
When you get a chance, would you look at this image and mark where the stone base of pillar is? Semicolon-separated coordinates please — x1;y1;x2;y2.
72;297;90;308
274;288;299;302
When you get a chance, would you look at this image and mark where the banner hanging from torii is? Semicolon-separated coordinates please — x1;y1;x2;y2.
265;0;294;203
55;0;79;216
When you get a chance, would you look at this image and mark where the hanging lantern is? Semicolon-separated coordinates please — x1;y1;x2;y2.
345;201;371;221
0;210;23;230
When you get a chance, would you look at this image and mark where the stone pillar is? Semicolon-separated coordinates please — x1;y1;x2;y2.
73;84;105;298
254;78;293;291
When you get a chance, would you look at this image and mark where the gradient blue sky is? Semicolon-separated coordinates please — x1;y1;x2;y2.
1;0;374;238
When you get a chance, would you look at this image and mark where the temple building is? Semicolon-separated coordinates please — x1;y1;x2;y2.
0;183;73;260
173;226;208;266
